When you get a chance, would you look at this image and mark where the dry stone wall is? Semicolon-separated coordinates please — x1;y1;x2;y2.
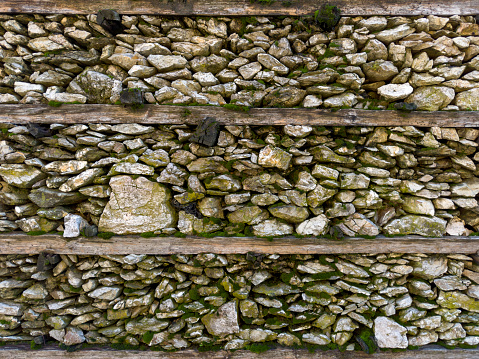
0;253;478;350
1;123;479;238
0;14;479;110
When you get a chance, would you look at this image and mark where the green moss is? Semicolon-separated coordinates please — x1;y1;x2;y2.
356;327;377;353
97;232;115;239
245;342;274;353
198;344;223;352
142;331;154;344
27;231;46;236
310;270;342;280
222;103;250;113
48;100;82;107
69;285;82;293
174;231;187;238
30;341;43;350
140;232;157;238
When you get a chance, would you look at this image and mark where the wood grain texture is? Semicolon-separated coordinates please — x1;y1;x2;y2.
0;0;478;16
0;346;478;358
0;233;478;255
1;105;479;127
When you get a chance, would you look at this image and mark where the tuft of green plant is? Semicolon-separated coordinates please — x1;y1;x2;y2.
140;232;157;238
48;100;83;107
27;231;46;236
313;4;341;31
222;103;250;113
30;341;43;350
142;331;154;344
174;231;187;238
97;232;115;239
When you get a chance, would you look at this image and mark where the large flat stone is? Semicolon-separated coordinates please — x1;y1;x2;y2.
98;175;176;234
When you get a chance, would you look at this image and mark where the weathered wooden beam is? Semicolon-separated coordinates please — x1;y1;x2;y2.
0;0;478;16
0;233;478;255
0;346;478;358
1;105;478;127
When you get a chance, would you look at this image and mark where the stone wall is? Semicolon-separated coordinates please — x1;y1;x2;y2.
0;14;479;110
0;253;478;350
1;123;479;237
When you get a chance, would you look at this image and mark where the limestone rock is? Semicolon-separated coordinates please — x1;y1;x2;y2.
383;215;446;237
99;176;176;234
252;219;293;237
258;145;292;171
69;70;122;104
374;317;408;348
378;83;414;101
455;88;479;111
147;55;188;73
296;215;329;236
202;301;239;337
0;164;46;188
28;187;86;208
405;86;455;111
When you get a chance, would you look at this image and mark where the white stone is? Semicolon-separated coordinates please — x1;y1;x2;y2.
374;317;408;348
296;215;329;236
99;176;176;234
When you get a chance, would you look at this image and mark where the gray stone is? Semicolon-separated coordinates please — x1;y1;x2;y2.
99;176;176;234
258;145;292;171
378;83;414;101
63;327;85;346
374;317;408;348
190;117;220;147
252;219;293;237
59;168;104;192
257;54;289;75
412;256;448;280
147;55;188;73
28;187;86;208
296;214;329;236
268;204;309;223
405;86;455;111
63;214;89;238
69;70;122;104
0;164;46;188
88;286;122;301
383;215;446;237
202;301;239;337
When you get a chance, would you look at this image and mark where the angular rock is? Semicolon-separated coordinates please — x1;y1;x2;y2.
28;187;86;208
99;176;176;234
378;83;414;101
0;164;46;188
405;86;455;111
147;55;188;73
258;145;292;171
296;214;329;236
190;117;220;147
252;219;293;237
374;317;408;348
383;215;446;237
202;301;239;337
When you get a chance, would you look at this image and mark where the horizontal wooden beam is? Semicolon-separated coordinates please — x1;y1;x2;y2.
0;346;478;358
0;233;478;255
1;105;478;127
0;0;478;16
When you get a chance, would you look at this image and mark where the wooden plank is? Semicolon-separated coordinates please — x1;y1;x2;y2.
1;105;479;127
0;0;478;16
0;233;478;255
0;346;478;358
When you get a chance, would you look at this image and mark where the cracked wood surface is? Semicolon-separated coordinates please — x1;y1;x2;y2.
0;346;478;358
0;233;478;255
1;0;478;16
1;105;479;127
